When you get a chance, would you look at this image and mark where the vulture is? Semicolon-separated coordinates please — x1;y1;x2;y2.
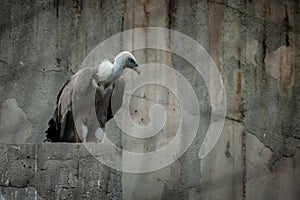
45;51;140;143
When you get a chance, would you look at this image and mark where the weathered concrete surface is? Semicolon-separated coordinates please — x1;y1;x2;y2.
199;120;244;200
0;140;299;199
0;143;122;200
0;0;299;200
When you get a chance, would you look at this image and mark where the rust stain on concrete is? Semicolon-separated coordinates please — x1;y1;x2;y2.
230;69;244;120
142;0;150;27
265;45;295;94
208;1;224;71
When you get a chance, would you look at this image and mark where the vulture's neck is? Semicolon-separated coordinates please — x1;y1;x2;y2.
111;60;124;80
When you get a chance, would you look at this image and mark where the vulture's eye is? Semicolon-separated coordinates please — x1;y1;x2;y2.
128;58;134;63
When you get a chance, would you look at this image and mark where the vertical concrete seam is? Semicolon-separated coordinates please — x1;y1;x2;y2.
55;0;60;19
242;131;247;199
121;0;127;32
261;2;267;74
166;0;177;30
284;1;290;47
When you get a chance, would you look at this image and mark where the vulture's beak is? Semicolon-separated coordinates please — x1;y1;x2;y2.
131;62;140;74
133;66;141;74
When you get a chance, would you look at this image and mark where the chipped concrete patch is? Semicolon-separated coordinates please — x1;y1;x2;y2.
0;98;31;144
245;133;300;200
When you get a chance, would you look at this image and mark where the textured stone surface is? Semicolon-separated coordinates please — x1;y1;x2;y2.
0;143;122;200
0;0;299;199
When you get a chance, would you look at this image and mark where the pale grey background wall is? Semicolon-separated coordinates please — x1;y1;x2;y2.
0;0;299;199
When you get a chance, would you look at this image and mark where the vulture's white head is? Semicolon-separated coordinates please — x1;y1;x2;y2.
114;51;140;74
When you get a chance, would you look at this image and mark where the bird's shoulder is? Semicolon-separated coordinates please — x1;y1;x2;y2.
57;68;95;102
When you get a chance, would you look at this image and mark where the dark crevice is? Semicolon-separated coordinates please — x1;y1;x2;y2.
76;161;80;180
225;116;243;123
261;21;269;86
225;141;232;158
61;186;76;189
237;53;242;69
242;131;247;199
121;0;127;32
73;0;83;16
121;16;124;32
0;182;29;189
284;2;290;46
54;0;59;19
240;96;246;121
0;60;7;65
105;176;110;195
261;31;267;71
261;1;268;72
74;0;83;10
99;0;103;9
166;0;177;30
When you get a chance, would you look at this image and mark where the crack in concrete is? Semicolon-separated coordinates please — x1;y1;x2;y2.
0;60;7;65
33;68;64;74
225;116;244;123
0;184;29;189
166;0;177;30
124;93;180;108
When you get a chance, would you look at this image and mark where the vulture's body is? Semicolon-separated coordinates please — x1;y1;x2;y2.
45;51;139;143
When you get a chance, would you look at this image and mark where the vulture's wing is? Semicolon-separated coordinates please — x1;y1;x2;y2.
45;69;125;143
73;68;116;142
71;68;97;142
45;77;75;142
45;68;94;142
107;77;125;121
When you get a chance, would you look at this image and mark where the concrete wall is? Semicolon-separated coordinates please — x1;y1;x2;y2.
0;143;122;199
0;0;299;199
